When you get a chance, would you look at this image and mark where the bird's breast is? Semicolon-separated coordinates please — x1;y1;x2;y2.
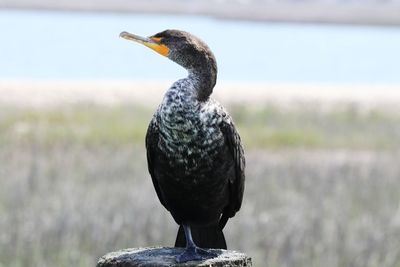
157;102;225;176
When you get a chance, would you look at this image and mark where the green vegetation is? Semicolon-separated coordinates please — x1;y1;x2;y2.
1;103;400;267
1;103;400;150
0;105;151;145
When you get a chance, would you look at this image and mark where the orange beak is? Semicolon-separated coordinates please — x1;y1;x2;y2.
120;31;170;57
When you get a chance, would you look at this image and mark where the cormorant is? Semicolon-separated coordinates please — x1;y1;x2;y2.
120;29;245;263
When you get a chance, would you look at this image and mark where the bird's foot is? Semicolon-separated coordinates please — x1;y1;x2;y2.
175;246;218;263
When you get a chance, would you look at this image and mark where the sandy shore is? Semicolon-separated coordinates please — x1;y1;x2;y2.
3;1;400;25
1;80;400;110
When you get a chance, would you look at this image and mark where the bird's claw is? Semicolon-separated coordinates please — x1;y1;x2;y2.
176;246;218;263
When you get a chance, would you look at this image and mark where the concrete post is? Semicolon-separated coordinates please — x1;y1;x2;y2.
97;247;252;267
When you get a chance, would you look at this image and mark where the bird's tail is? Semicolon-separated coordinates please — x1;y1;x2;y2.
174;225;227;249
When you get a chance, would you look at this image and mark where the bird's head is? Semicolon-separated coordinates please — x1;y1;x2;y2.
120;29;217;76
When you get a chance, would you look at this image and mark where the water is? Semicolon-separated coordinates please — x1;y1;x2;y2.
1;10;400;84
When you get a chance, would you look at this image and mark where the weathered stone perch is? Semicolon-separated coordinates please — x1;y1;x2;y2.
97;247;252;267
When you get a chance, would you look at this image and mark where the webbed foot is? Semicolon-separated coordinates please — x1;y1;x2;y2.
176;246;218;263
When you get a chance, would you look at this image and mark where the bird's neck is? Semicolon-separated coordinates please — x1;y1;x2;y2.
188;65;217;102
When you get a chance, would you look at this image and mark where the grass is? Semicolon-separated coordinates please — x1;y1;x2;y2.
1;102;400;267
0;105;151;145
2;103;400;150
228;103;400;150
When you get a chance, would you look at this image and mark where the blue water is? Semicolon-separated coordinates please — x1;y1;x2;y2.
1;10;400;83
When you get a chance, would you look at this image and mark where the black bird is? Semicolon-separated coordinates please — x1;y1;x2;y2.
120;29;245;263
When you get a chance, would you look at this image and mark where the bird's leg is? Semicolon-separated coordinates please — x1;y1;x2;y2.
175;224;218;263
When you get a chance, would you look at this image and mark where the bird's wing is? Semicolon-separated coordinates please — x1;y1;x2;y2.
145;116;168;209
219;116;245;229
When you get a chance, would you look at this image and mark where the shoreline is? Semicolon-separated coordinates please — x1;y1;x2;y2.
2;2;400;26
1;80;400;109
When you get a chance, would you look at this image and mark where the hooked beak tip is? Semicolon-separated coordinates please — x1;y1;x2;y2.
119;31;129;39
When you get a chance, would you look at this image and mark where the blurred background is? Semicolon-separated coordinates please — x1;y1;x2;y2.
1;1;400;267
